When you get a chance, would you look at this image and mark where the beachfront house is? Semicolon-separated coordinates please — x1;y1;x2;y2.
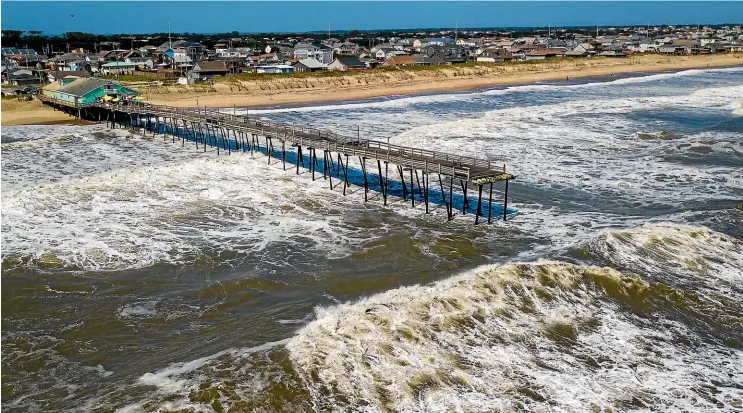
476;48;514;63
42;78;139;106
411;53;445;65
382;55;416;67
189;61;230;81
525;49;566;60
293;58;327;72
327;56;366;71
564;43;595;58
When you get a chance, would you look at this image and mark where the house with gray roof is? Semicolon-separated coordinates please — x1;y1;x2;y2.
293;58;327;72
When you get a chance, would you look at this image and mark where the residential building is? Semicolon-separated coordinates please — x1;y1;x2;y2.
328;55;366;71
189;61;230;81
564;43;595;57
411;53;445;65
42;78;139;105
382;55;416;67
525;49;566;60
293;43;333;64
293;58;327;72
3;68;40;86
476;49;514;63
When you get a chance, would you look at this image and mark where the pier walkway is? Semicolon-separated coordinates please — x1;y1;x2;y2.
39;96;515;223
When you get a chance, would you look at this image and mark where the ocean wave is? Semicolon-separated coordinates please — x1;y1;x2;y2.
589;222;743;302
96;223;743;412
239;66;743;115
284;224;742;412
389;84;743;207
0;132;366;271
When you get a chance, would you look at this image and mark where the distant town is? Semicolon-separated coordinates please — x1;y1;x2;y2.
2;24;742;93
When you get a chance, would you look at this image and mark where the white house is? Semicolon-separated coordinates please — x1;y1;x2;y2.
293;43;333;64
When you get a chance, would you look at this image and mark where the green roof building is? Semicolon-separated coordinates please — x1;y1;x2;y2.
44;78;140;107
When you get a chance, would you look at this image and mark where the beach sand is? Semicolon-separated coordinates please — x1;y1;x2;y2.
1;99;91;126
148;54;743;108
2;54;741;126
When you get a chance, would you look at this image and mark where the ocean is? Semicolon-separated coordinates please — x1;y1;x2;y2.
2;67;742;412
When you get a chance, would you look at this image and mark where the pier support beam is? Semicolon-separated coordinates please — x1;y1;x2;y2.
398;166;407;201
360;157;368;202
310;148;316;181
409;168;415;208
488;182;493;224
377;160;385;206
343;154;349;195
424;173;429;214
282;140;286;170
296;146;302;175
323;151;328;180
328;152;334;190
461;180;469;214
503;179;509;221
448;177;454;221
475;184;483;225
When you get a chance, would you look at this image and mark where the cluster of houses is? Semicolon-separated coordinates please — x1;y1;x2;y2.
2;25;742;91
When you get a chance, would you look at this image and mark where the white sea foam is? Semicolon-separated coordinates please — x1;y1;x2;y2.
2;124;403;270
118;301;159;318
286;224;743;412
239;67;743;115
590;222;743;302
390;84;743;208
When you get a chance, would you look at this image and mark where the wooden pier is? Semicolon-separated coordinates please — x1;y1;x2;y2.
39;96;515;223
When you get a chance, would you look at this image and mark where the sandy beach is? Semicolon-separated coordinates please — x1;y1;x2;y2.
148;54;742;108
1;99;90;126
2;54;741;126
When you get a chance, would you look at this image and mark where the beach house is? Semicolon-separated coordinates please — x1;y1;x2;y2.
42;78;139;106
327;56;366;71
293;58;327;72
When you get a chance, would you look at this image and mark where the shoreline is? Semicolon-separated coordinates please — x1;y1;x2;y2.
2;54;741;126
148;54;743;109
238;63;743;112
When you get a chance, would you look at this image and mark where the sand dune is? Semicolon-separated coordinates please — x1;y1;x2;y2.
148;54;743;108
2;54;741;126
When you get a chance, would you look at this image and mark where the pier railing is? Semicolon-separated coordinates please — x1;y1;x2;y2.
39;96;515;222
95;101;509;183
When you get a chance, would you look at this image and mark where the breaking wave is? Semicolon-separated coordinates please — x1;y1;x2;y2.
122;223;743;412
285;223;742;412
241;66;743;115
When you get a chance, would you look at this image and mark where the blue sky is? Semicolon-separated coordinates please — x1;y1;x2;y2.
2;2;742;35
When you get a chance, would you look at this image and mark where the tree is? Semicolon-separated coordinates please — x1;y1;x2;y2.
2;30;24;46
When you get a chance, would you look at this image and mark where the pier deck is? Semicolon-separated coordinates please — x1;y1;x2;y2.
39;96;515;223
